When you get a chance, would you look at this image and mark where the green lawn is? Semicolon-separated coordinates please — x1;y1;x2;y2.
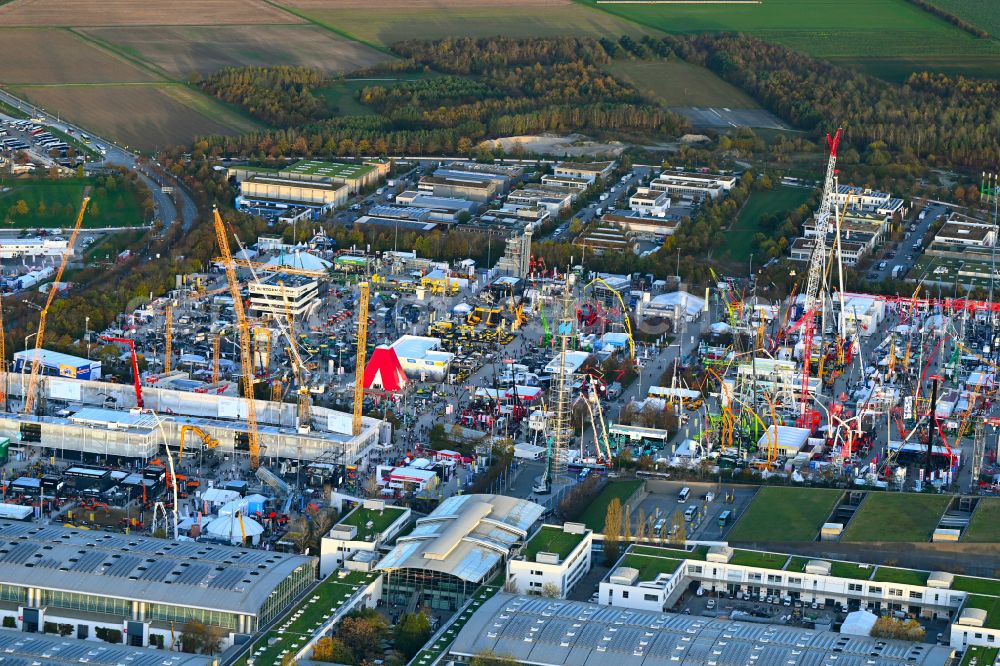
525;525;585;561
729;549;789;570
236;571;377;666
962;646;999;666
620;553;682;580
0;98;29;119
583;0;1000;79
721;186;813;263
316;79;379;117
842;492;950;542
606;59;759;108
0;177;145;229
784;555;874;579
339;505;407;541
964;498;1000;542
963;595;1000;629
579;480;643;531
631;544;709;560
727;487;842;542
953;576;1000;598
871;567;930;586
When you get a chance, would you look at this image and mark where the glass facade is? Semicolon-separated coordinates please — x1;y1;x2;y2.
0;584;26;604
146;603;238;630
41;590;130;617
383;568;488;612
259;563;315;627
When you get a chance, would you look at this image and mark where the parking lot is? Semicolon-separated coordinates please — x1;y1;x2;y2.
631;480;758;541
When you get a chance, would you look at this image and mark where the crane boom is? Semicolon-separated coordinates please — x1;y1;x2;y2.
213;208;261;469
164;304;172;374
803;128;842;314
24;193;90;415
99;336;144;408
352;282;369;436
211;333;221;384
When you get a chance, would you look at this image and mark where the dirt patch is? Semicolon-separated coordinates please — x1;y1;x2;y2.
0;0;303;26
0;28;156;84
287;0;571;7
12;84;260;151
480;133;627;157
81;25;389;78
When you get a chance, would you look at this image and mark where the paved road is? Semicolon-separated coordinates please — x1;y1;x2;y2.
870;202;947;282
0;88;197;232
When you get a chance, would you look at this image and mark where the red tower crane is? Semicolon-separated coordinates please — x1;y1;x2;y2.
99;336;143;408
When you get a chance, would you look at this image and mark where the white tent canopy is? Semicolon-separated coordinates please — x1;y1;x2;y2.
841;610;878;636
204;513;264;545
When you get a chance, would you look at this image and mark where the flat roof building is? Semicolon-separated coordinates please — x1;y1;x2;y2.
507;523;592;599
228;159;384;195
540;173;591;192
0;521;315;649
418;174;497;202
378;494;544;611
0;630;216;666
629;186;670;216
602;212;681;238
552;160;616;182
506;186;574;213
389;335;454;381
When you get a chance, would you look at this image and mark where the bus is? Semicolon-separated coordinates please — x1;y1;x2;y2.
677;487;690;503
718;510;731;528
568;462;608;478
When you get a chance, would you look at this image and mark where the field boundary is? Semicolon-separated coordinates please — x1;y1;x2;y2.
263;0;395;55
597;1;760;3
66;28;171;82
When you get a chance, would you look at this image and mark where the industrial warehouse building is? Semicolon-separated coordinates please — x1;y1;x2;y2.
0;629;216;666
227;159;385;194
1;371;385;465
377;494;544;611
0;521;315;649
449;594;953;666
13;349;102;380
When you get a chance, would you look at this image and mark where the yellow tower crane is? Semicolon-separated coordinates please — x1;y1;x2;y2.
24;193;90;415
213;207;261;469
352;282;370;436
164;304;173;374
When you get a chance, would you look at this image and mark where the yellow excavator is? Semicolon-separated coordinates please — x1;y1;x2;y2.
178;425;220;462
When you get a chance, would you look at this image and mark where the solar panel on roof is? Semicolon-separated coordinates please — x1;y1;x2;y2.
2;542;38;564
70;550;106;573
174;563;210;586
139;558;175;582
209;566;247;590
105;554;141;577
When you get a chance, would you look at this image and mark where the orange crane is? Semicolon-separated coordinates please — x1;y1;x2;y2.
164;304;173;374
213;207;261;470
23;193;90;415
211;333;221;384
352;281;370;435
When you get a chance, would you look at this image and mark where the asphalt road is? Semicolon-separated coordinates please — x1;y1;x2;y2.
0;88;197;232
869;202;947;282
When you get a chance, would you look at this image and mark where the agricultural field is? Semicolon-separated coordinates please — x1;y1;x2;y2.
841;492;950;542
9;84;262;151
606;59;759;109
0;29;155;84
79;25;389;79
0;177;145;229
584;0;1000;79
932;0;1000;37
963;498;1000;542
0;0;302;26
727;487;842;542
721;185;812;263
284;0;650;47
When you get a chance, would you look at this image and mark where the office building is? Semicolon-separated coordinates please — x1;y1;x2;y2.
247;272;320;320
507;523;592;598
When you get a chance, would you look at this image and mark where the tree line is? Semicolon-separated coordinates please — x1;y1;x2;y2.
198;65;329;127
660;33;1000;169
194;36;688;159
902;0;991;39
